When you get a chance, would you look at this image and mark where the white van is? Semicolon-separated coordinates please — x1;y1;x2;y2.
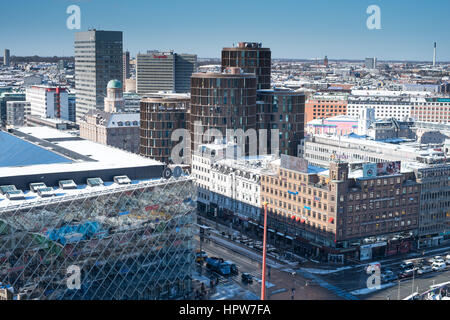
432;262;446;271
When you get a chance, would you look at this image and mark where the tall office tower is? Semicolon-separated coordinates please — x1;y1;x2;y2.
3;49;10;67
257;88;305;156
324;55;329;67
140;93;190;163
26;86;72;121
365;57;377;69
123;51;130;90
221;42;271;90
433;42;437;67
189;67;257;155
136;51;197;94
74;30;123;122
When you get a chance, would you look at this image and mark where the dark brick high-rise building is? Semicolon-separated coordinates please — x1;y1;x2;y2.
140;94;190;163
189;68;257;155
221;42;271;90
257;88;305;156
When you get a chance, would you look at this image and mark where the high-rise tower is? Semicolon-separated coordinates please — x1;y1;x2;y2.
221;42;271;90
74;30;123;122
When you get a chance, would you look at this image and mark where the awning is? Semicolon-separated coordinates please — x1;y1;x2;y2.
286;235;294;240
328;217;334;223
300;219;305;223
268;229;275;233
277;232;284;236
296;216;301;221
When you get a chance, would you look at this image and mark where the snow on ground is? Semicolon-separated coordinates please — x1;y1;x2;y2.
350;282;396;296
299;266;353;274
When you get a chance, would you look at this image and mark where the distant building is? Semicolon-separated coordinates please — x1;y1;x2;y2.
257;88;305;156
348;95;412;121
6;101;30;126
365;57;377;69
75;30;123;122
79;110;140;154
3;49;10;67
140;93;190;163
307;115;358;136
123;91;141;113
123;51;130;90
305;92;348;124
0;92;26;126
136;51;197;94
189;68;257;155
23;75;42;86
104;79;124;113
125;78;137;93
221;42;271;90
26;86;73;121
324;55;329;67
410;97;450;123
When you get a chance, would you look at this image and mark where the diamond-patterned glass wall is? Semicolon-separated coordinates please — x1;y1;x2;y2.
0;177;196;300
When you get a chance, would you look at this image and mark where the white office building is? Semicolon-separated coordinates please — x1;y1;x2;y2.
26;86;72;121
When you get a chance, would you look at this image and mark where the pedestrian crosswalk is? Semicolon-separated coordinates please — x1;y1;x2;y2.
296;269;359;300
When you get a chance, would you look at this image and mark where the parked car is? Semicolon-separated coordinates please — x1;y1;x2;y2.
432;262;446;271
417;265;433;275
381;270;397;283
434;258;445;264
241;273;253;284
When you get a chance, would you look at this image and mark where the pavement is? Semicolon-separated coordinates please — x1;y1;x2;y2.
196;214;450;300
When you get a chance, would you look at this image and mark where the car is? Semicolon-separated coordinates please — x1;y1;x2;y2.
417;265;433;275
398;268;417;279
381;270;397;283
432;262;446;271
446;254;450;260
241;273;253;284
426;257;436;265
434;258;445;264
400;261;414;270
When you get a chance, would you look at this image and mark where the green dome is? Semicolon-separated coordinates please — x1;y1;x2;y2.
107;79;122;89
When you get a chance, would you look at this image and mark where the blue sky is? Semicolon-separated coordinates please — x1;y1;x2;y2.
0;0;449;60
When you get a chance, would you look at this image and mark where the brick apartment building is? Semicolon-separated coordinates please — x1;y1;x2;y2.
304;93;348;125
260;156;420;261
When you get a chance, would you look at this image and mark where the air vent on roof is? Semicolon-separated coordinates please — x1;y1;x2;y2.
29;182;47;193
6;190;25;200
59;180;77;190
0;185;17;195
114;175;131;185
87;177;104;187
37;187;55;198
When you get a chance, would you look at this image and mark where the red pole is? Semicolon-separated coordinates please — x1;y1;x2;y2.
261;202;268;300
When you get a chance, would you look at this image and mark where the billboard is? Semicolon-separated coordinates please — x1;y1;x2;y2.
363;163;377;178
376;161;401;176
281;154;308;173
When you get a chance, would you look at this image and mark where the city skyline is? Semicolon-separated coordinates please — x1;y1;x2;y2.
1;0;449;61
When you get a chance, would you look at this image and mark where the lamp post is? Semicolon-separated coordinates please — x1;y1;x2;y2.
261;202;268;300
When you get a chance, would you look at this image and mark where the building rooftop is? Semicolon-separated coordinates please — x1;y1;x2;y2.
0;127;163;186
